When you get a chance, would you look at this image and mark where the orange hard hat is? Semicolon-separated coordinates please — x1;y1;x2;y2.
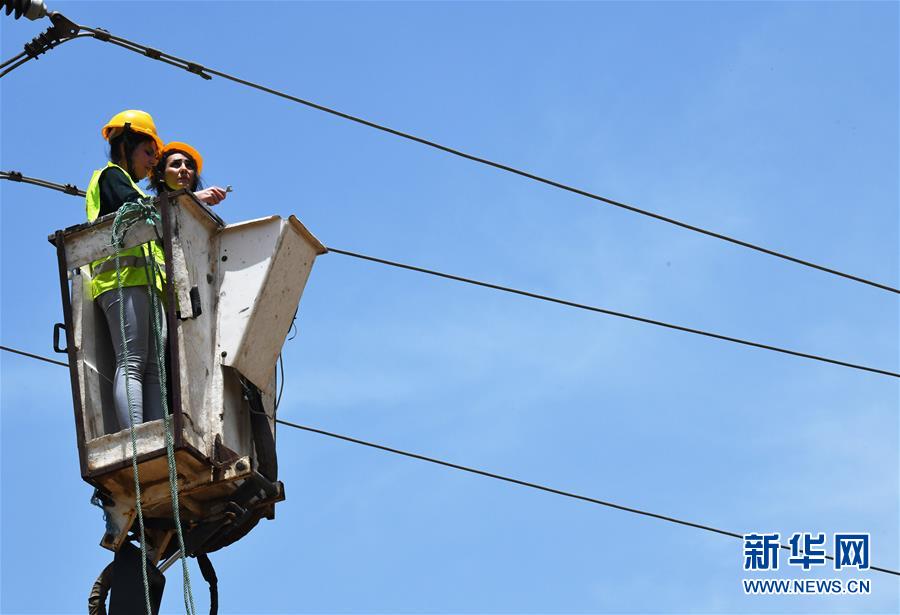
101;110;163;152
161;141;204;174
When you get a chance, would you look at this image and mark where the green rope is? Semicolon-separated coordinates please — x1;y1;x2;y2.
110;200;155;615
145;256;196;615
111;198;196;615
110;199;161;248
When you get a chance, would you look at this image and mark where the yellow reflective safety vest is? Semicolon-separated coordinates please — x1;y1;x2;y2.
85;163;167;299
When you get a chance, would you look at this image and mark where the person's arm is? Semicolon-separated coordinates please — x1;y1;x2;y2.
194;186;228;205
97;166;142;218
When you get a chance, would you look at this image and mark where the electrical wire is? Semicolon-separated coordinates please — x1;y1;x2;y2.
0;170;85;196
274;418;900;578
0;31;91;78
276;307;299;411
1;172;896;378
0;344;68;367
287;306;299;342
0;49;27;70
275;353;285;411
326;248;899;379
2;19;896;294
2;343;897;578
0;54;31;75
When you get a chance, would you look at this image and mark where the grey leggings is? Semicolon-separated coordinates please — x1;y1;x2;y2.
97;286;167;429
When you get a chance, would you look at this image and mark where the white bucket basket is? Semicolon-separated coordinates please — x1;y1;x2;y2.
50;191;325;555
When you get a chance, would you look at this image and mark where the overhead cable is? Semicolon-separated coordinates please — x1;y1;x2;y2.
1;17;897;294
0;170;85;196
327;248;899;378
1;173;896;378
2;343;898;578
282;419;900;578
1;344;68;367
0;8;86;77
0;49;27;70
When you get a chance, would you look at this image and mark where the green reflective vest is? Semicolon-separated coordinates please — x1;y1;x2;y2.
85;163;166;299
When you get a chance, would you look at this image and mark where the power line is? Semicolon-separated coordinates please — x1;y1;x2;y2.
2;173;896;378
0;170;85;196
327;248;899;379
0;48;27;70
0;27;90;78
3;343;898;578
0;344;68;367
2;19;897;295
276;419;900;578
276;418;749;537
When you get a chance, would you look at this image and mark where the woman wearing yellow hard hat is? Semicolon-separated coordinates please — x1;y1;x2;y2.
85;109;167;431
149;141;229;205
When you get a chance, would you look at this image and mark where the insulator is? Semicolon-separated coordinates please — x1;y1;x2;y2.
2;0;48;21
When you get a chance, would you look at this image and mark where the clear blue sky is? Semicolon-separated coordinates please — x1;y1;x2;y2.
1;1;898;613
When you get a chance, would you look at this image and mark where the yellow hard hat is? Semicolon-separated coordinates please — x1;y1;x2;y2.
101;109;163;152
161;141;204;174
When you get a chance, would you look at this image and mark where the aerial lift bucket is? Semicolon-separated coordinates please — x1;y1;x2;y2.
49;190;325;563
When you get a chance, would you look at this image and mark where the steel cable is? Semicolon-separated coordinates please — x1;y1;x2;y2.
0;49;27;70
275;418;900;578
0;31;90;78
0;170;86;196
326;248;899;378
0;343;67;367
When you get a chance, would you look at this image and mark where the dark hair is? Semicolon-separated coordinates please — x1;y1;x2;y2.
107;128;155;182
149;149;204;195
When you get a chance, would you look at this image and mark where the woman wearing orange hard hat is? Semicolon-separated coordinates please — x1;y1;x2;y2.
85;109;167;430
149;141;229;205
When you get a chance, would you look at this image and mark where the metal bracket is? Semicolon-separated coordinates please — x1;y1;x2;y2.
23;12;79;58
